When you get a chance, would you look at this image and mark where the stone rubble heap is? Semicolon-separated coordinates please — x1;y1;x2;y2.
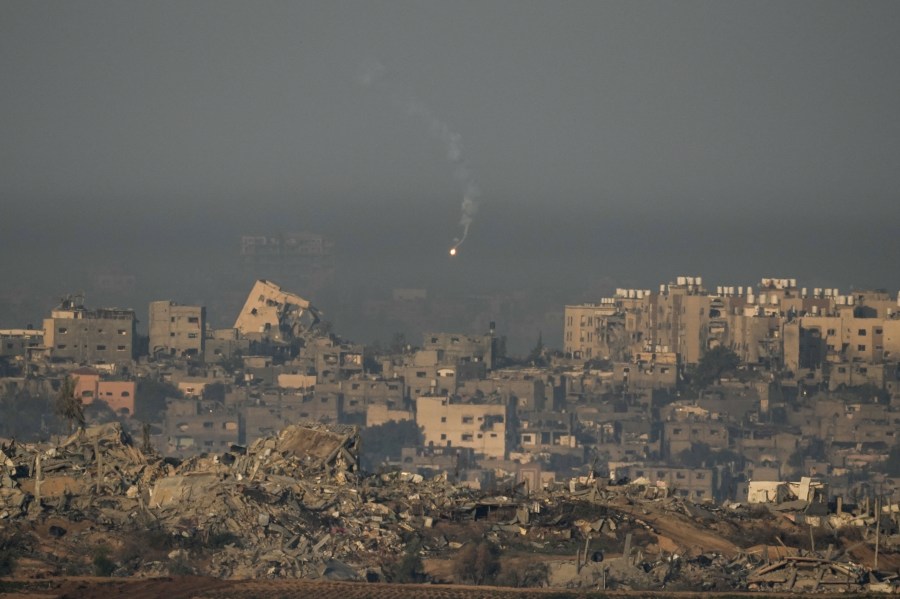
1;423;897;592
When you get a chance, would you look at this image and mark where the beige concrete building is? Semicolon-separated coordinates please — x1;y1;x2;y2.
0;329;43;359
567;276;900;374
618;464;715;502
43;296;136;365
663;419;729;458
233;279;320;343
162;398;240;457
149;301;205;358
416;396;508;459
563;301;620;360
459;375;547;412
423;332;494;370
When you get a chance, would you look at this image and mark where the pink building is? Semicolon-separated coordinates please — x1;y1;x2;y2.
72;367;136;416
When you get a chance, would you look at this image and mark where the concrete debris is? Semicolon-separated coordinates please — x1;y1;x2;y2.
1;423;898;592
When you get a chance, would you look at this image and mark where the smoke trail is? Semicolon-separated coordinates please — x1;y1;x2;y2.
359;60;479;253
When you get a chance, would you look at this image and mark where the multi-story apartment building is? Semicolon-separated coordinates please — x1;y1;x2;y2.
422;332;494;370
43;296;136;365
565;277;900;377
416;396;508;459
162;398;240;457
663;419;729;458
149;301;205;358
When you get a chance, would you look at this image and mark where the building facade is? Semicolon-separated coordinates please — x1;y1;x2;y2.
43;296;136;364
149;301;206;358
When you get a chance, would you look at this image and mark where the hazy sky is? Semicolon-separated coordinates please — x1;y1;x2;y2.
2;1;900;336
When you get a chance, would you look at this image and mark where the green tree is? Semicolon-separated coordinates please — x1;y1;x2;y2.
0;387;57;441
92;546;116;576
691;346;741;391
360;420;423;471
54;376;84;433
135;379;183;421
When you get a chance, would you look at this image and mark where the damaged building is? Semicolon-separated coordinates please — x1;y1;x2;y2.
233;280;322;345
42;295;137;365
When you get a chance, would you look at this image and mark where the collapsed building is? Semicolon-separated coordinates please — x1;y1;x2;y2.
234;280;322;346
2;420;899;593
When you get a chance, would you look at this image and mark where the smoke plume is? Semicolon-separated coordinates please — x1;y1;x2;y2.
359;60;480;252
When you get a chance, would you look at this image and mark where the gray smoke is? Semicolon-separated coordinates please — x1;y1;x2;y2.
359;60;480;251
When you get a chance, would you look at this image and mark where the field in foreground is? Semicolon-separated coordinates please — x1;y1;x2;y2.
0;577;876;599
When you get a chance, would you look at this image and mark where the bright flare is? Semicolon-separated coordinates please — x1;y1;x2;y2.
449;247;457;256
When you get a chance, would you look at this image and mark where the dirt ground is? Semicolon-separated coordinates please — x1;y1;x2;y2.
0;577;873;599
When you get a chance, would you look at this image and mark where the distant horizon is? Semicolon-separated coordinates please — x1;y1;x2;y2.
2;1;899;352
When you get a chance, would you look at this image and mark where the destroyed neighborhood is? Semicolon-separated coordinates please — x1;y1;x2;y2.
3;276;900;595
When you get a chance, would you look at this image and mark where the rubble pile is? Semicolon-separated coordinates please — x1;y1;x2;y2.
1;423;899;592
1;423;165;523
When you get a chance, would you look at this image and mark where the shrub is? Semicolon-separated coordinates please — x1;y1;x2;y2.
92;546;116;577
383;540;424;583
0;530;32;577
497;559;550;587
453;541;500;585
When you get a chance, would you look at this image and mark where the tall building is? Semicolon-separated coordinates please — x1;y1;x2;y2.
149;301;206;358
43;295;136;364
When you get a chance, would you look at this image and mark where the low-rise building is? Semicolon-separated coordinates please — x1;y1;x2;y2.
416;396;508;459
71;367;136;416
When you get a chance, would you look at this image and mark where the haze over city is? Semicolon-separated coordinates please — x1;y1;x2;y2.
6;2;900;594
2;1;900;350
